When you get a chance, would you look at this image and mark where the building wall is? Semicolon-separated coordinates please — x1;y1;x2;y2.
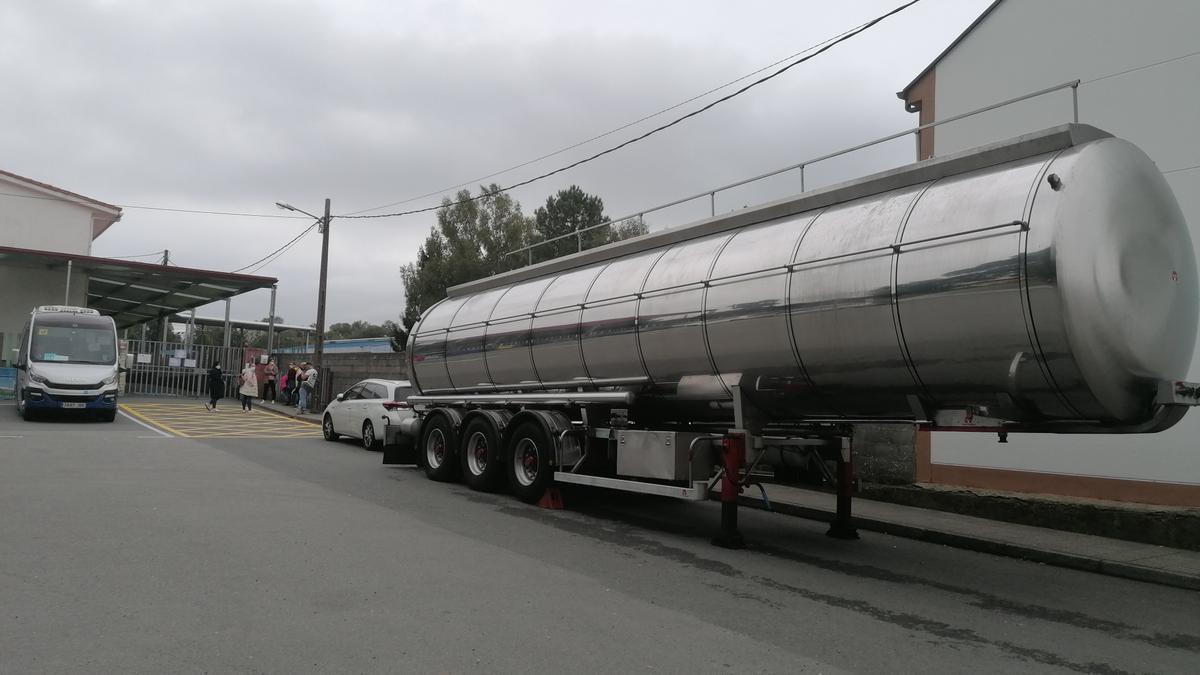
921;0;1200;501
0;266;89;366
0;181;96;255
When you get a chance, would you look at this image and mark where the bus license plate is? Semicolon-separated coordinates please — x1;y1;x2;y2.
61;402;86;409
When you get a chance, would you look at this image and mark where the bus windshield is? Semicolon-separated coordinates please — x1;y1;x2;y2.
30;315;117;365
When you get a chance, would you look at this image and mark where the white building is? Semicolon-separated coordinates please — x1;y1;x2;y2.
0;170;122;364
900;0;1200;506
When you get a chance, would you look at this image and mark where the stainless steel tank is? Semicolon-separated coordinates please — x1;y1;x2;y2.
409;125;1198;429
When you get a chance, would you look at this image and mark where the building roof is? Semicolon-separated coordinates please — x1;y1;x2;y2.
897;0;1003;100
0;245;276;330
0;168;123;239
168;315;314;333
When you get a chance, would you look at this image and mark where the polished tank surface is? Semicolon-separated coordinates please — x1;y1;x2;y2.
409;127;1198;429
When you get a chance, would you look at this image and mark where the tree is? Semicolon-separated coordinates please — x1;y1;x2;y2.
530;186;647;263
399;185;532;345
395;185;647;350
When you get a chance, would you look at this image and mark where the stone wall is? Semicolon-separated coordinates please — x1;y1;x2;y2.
273;351;408;401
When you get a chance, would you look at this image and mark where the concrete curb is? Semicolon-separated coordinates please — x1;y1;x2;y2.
254;402;321;425
734;495;1200;592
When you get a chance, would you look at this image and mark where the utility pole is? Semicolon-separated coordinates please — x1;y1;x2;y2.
274;198;333;402
313;198;331;389
159;249;171;343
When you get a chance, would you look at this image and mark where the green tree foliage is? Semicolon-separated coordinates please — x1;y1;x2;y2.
399;185;531;343
531;185;648;263
395;185;647;349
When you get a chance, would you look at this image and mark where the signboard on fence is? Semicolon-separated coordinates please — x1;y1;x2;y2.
0;367;15;400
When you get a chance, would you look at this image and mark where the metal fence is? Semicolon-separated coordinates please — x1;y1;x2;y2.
123;340;257;398
122;340;332;409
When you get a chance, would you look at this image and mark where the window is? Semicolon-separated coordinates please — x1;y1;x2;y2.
393;386;413;401
30;316;115;365
343;384;366;400
364;383;388;399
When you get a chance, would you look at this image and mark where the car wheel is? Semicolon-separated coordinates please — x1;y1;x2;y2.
459;417;505;492
100;409;117;423
362;420;380;451
507;421;553;504
322;414;339;441
421;414;459;482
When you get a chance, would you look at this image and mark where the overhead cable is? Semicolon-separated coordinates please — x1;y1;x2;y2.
339;21;869;217
230;220;320;274
339;0;924;221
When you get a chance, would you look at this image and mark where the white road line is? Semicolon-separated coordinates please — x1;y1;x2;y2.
118;409;173;437
0;435;25;439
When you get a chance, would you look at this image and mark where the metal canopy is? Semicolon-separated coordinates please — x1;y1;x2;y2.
168;314;313;333
0;245;277;329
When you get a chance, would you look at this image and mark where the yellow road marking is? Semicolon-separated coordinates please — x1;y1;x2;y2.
120;402;320;439
120;404;192;437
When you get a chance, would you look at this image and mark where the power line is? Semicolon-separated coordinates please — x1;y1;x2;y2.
102;251;166;260
1164;163;1200;175
340;0;924;221
339;20;870;217
1082;49;1200;86
0;189;308;219
247;224;319;275
231;220;321;274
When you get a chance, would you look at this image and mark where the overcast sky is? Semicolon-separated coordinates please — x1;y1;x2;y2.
1;0;992;328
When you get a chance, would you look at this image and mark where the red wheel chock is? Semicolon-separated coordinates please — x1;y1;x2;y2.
537;487;565;510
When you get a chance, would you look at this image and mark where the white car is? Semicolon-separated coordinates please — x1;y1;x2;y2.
321;378;414;450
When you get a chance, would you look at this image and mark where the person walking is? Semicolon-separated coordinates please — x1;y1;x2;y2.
204;362;224;411
261;358;278;403
279;369;289;405
239;362;258;412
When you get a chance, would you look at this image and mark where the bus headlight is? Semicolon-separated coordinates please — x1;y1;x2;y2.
102;373;118;386
27;369;48;384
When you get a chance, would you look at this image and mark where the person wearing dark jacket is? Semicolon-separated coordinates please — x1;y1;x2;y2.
204;363;224;411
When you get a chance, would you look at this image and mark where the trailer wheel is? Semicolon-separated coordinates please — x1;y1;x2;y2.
507;421;553;504
421;414;459;482
459;417;505;492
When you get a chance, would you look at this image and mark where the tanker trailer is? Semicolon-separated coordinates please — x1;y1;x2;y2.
389;124;1199;546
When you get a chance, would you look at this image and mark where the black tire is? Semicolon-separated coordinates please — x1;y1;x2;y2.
322;414;339;441
362;420;380;451
100;409;117;423
506;421;554;504
20;394;36;422
421;414;459;482
459;417;506;492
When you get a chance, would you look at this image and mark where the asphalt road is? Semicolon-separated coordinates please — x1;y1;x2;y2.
1;399;1198;674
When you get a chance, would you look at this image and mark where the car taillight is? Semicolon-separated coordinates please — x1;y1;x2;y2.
382;401;410;411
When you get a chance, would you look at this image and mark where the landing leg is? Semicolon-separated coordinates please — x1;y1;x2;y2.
712;433;746;549
826;435;859;540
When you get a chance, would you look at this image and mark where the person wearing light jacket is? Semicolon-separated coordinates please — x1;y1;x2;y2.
238;363;258;412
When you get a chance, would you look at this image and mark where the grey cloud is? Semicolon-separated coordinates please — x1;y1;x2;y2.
2;0;994;325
